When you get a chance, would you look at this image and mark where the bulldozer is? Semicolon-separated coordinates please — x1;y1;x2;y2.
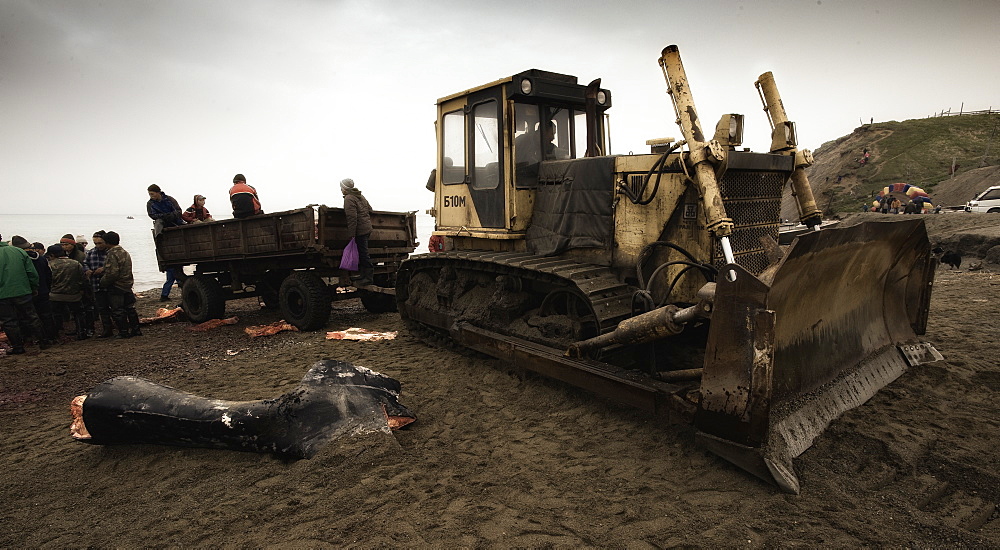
397;45;941;493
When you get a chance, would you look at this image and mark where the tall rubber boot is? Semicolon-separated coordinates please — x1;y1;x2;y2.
127;309;143;337
97;314;114;338
75;315;89;340
355;268;374;287
112;311;130;339
84;305;96;338
3;323;27;354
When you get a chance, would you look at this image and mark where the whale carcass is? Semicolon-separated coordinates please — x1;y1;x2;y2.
70;359;415;458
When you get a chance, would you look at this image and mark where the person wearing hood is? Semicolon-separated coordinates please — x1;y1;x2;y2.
182;194;214;223
0;232;51;354
46;244;88;340
340;178;374;286
12;237;57;342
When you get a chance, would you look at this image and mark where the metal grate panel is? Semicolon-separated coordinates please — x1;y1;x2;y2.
713;170;787;275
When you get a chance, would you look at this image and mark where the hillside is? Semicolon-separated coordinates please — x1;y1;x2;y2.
780;113;1000;219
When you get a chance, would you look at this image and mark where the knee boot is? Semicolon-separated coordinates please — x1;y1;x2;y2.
112;312;130;338
3;324;27;354
127;309;143;337
84;307;96;337
355;268;374;287
97;314;114;338
75;315;89;340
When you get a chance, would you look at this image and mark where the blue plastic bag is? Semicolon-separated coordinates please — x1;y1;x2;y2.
340;237;359;271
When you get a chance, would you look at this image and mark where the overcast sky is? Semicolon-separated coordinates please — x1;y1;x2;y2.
2;0;997;216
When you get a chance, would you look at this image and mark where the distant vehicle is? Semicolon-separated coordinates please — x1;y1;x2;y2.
965;185;1000;213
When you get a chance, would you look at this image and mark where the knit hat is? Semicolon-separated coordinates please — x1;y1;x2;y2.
147;183;162;193
233;174;246;183
104;231;121;245
340;178;355;194
47;244;66;257
10;235;29;248
32;242;45;251
76;234;88;245
60;234;76;244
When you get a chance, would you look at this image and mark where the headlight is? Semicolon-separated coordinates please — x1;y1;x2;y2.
596;90;607;105
520;78;532;94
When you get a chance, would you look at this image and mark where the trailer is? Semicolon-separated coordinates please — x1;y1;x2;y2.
155;205;417;330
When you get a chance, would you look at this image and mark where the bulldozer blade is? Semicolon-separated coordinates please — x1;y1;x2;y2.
695;219;940;493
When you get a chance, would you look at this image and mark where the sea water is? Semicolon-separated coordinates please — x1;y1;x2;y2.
0;213;436;293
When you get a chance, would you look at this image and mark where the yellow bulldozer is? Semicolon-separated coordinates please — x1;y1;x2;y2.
397;45;941;493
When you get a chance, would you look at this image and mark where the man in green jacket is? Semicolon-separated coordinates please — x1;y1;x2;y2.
98;231;141;338
0;233;51;354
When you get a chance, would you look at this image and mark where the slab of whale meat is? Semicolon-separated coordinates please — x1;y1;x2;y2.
70;359;415;458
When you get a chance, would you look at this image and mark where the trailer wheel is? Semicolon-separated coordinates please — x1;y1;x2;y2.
182;275;226;323
279;272;331;331
359;289;397;313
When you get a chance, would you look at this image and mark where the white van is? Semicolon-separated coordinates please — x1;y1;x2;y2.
965;186;1000;213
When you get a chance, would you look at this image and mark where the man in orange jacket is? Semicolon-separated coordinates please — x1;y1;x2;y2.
229;174;262;218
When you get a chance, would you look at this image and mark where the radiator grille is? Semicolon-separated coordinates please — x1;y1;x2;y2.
713;170;787;275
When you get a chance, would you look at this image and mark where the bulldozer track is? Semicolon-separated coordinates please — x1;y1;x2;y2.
397;251;637;336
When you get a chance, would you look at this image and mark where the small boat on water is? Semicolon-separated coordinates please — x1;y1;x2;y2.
126;216;135;219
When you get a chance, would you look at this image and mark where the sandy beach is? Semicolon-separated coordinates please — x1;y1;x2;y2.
2;212;999;547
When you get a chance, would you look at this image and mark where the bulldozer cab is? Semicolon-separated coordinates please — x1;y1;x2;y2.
434;70;611;234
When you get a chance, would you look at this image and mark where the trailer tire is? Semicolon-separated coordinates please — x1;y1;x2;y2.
359;290;397;313
182;275;226;323
279;272;331;331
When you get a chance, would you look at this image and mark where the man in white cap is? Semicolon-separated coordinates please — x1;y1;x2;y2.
340;178;374;286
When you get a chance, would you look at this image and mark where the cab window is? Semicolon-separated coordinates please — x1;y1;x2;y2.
471;100;500;190
980;188;1000;201
550;109;571;160
573;109;588;156
513;104;576;188
442;110;465;185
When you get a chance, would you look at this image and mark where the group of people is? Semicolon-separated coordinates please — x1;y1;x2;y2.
0;230;141;355
145;174;265;300
145;174;263;230
871;196;936;214
146;173;375;291
2;172;377;355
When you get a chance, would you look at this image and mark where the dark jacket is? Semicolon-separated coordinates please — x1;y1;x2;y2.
25;250;52;300
68;246;86;265
344;189;373;237
229;183;262;219
48;257;86;302
26;250;51;298
147;194;185;227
